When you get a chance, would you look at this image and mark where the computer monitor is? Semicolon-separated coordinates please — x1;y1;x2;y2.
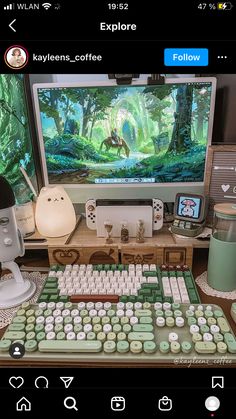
33;77;216;203
174;193;208;224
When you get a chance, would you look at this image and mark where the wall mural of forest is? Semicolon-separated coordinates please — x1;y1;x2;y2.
0;74;36;203
38;82;212;184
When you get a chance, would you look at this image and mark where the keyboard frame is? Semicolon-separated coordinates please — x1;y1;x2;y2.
0;304;236;366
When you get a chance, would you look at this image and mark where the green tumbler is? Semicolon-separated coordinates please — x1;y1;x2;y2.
207;203;236;292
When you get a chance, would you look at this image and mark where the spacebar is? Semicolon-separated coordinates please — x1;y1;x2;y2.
38;340;102;353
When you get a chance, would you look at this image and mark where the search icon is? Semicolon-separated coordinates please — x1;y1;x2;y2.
64;396;78;411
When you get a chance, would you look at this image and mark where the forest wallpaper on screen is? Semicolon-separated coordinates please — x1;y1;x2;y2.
0;74;36;203
38;82;212;184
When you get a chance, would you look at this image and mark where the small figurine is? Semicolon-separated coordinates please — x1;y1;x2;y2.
136;219;145;243
104;220;113;244
121;221;129;243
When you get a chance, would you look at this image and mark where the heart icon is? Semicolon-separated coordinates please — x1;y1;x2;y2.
9;376;24;389
221;184;230;192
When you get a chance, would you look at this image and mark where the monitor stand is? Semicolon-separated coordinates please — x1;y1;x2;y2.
0;261;36;309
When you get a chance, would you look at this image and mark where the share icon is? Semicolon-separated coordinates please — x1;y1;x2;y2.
60;377;74;388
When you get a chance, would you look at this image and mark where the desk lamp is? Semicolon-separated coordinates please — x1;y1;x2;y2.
0;176;36;308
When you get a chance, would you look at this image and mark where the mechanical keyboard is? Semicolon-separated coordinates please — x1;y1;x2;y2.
1;301;236;364
37;264;200;305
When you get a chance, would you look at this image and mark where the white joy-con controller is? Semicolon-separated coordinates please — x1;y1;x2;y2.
85;199;97;230
153;198;164;230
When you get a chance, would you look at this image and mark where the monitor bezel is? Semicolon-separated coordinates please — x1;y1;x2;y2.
174;192;206;223
32;77;217;189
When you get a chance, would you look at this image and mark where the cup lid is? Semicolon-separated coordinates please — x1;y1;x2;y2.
214;203;236;217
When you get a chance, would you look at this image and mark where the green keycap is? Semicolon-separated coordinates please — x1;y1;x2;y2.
120;296;128;303
117;341;129;353
135;310;152;317
204;310;213;318
128;332;154;342
224;333;236;353
54;324;63;333
139;289;151;296
164;310;173;318
107;310;115;318
87;332;96;340
80;310;88;318
22;301;30;309
25;324;35;333
102;316;110;325
35;309;44;317
113;324;122;333
159;341;170;353
130;341;142;353
35;324;44;333
103;340;116;353
143;341;157;353
186;310;194;318
143;271;157;277
166;317;175;327
49;295;59;302
117;332;126;341
57;332;66;340
200;325;210;334
156;310;164;317
188;317;197;326
36;332;46;342
92;316;101;325
13;316;26;324
120;317;129;325
74;324;83;333
143;302;151;309
65;302;73;309
59;296;69;303
140;317;153;324
213;333;224;343
42;288;58;295
64;316;73;324
111;316;119;325
133;324;154;332
4;331;25;340
38;295;49;302
44;309;52;317
26;332;36;341
123;324;132;334
217;342;227;354
217;317;230;334
214;310;224;318
0;339;12;351
8;324;25;332
195;341;217;354
27;316;36;324
17;309;26;316
174;310;183;318
172;303;181;310
181;341;192;354
25;340;38;352
83;316;91;325
93;324;102;333
97;332;106;342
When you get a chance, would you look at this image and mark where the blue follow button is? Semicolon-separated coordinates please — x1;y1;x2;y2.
164;48;208;66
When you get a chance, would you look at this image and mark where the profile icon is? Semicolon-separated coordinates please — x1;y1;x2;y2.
4;45;29;69
9;342;25;359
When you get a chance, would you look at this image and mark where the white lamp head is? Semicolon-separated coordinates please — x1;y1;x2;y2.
35;186;76;237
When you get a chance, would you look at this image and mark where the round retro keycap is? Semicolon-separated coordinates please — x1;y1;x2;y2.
117;341;129;353
117;332;126;341
163;302;171;311
200;325;210;334
164;310;173;318
57;332;66;340
97;332;106;342
86;302;94;310
159;341;170;354
130;316;138;326
168;332;178;342
54;324;63;333
171;341;181;354
39;302;47;310
25;340;37;352
48;302;56;310
45;324;54;333
213;333;224;343
156;317;165;327
87;332;96;340
198;317;207;326
36;332;46;342
77;302;85;310
55;316;63;325
84;324;93;333
0;340;12;351
35;324;44;333
36;316;45;325
46;331;56;340
203;333;213;342
154;302;162;310
143;302;151;310
123;324;132;333
190;325;199;334
144;341;157;354
64;324;73;334
135;302;143;310
104;340;116;353
166;317;175;327
217;342;227;353
181;341;192;354
192;333;202;343
103;324;112;334
130;341;142;354
210;325;220;334
77;332;86;340
67;332;76;340
107;332;116;341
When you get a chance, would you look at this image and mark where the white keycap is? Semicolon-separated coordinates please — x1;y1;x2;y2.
73;316;82;324
45;324;54;333
36;316;45;325
198;317;207;326
64;324;73;333
98;309;106;317
84;324;92;333
103;324;112;334
156;317;165;327
163;302;171;310
46;332;56;340
54;314;63;325
62;309;70;317
77;332;86;340
206;305;212;311
104;302;112;310
48;271;57;277
134;302;143;310
39;302;47;310
210;325;220;334
198;305;204;311
117;309;124;318
130;316;138;325
78;302;86;310
66;332;76;340
53;309;61;318
162;277;172;297
95;302;103;310
71;309;79;318
125;309;134;318
89;309;97;317
203;333;213;342
175;317;184;327
142;264;149;271
168;332;178;342
150;264;157;271
190;325;200;334
189;305;195;312
46;316;54;324
154;302;162;310
126;302;134;310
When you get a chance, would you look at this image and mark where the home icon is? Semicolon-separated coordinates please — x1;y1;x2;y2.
16;397;31;412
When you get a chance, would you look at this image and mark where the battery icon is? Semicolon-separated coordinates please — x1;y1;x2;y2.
217;2;233;10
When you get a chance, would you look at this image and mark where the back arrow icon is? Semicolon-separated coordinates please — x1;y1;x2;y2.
9;19;16;32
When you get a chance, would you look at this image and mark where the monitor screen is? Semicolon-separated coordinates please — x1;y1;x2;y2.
33;78;216;188
177;195;202;220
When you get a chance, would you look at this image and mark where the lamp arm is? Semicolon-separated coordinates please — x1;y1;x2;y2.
1;261;24;284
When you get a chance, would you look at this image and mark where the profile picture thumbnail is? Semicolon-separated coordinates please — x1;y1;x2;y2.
4;45;29;69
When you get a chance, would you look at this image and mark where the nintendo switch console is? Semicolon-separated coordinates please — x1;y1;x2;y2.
171;193;208;237
85;199;163;237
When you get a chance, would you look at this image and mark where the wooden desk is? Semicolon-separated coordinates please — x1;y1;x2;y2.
24;219;210;268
